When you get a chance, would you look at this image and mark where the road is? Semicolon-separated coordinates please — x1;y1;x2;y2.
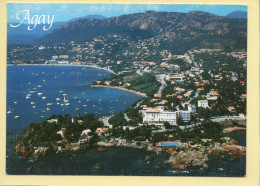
136;68;143;76
124;113;130;121
134;99;143;108
155;74;166;94
179;116;246;130
210;116;246;122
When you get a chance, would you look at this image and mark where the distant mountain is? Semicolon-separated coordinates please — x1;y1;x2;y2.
68;14;107;22
226;11;247;18
35;11;247;52
7;22;67;45
7;14;107;45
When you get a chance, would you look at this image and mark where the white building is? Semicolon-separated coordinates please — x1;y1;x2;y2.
188;104;196;113
143;107;177;125
198;100;209;108
142;107;191;125
176;110;191;122
52;56;59;60
47;118;58;124
57;61;69;65
59;55;69;59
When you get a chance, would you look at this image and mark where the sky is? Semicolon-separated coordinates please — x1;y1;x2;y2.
7;3;247;23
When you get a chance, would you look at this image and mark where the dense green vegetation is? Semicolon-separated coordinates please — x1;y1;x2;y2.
93;72;161;97
19;113;103;147
109;120;224;144
128;73;161;96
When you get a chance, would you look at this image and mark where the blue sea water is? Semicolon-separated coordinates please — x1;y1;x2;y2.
7;65;141;134
6;65;246;176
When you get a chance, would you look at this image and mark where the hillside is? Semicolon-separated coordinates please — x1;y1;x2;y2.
35;11;247;52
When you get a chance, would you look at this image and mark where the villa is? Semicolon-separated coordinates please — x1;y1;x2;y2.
198;100;209;108
142;107;191;125
96;128;109;136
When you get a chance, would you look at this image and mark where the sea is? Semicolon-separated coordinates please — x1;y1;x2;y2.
6;65;246;176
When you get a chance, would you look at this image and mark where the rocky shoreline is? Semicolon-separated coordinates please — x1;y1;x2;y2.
163;137;246;170
223;127;246;133
13;136;246;170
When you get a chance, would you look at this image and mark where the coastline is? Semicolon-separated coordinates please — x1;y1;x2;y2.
7;63;116;74
223;127;246;133
90;85;147;97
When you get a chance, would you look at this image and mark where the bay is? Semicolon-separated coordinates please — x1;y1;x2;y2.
6;65;141;134
6;65;246;176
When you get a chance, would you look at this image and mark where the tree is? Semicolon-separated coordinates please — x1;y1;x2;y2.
177;118;185;126
201;120;223;140
164;122;171;129
152;133;167;144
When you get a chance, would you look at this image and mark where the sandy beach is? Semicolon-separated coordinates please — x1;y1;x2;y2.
90;85;147;97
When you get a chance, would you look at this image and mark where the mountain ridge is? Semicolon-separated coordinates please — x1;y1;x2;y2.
35;10;246;52
226;11;247;18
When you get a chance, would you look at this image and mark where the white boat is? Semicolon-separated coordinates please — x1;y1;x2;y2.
60;104;64;106
25;96;31;99
27;94;32;97
83;105;87;107
46;103;53;106
41;116;44;118
14;115;19;119
38;93;43;96
56;98;61;101
42;97;47;100
7;111;12;114
73;97;78;99
43;79;46;82
30;102;35;105
32;106;36;109
59;91;64;93
65;103;70;106
37;85;42;88
64;100;69;103
78;100;81;103
57;103;60;105
63;94;68;102
46;108;50;110
29;91;35;94
13;101;18;104
75;108;80;111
